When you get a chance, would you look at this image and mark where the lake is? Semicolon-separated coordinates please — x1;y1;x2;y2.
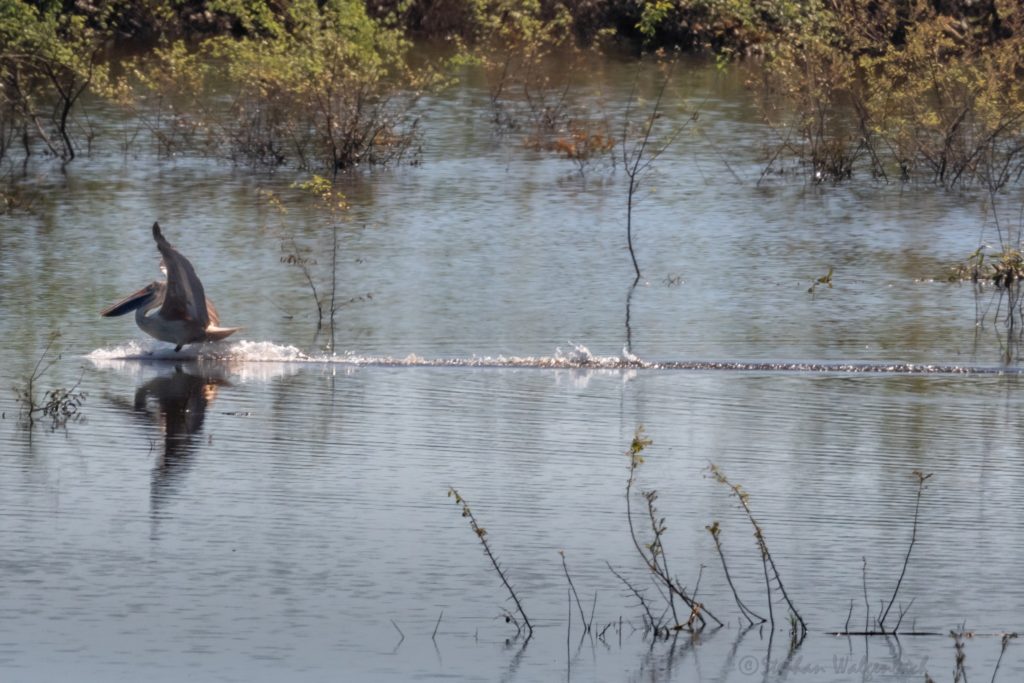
1;55;1022;682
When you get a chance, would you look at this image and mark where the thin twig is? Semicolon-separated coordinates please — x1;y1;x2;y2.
607;562;656;632
952;630;967;683
708;464;806;640
894;597;916;633
991;632;1017;683
448;488;533;639
628;430;720;629
879;471;932;633
560;551;590;633
432;610;444;641
863;556;871;631
619;57;694;281
707;521;765;625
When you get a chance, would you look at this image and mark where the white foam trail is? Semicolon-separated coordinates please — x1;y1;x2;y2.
332;342;636;369
86;340;1004;375
86;340;634;368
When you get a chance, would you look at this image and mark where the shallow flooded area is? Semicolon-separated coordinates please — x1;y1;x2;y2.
2;56;1024;681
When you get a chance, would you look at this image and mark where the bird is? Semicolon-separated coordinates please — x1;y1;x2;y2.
101;222;241;351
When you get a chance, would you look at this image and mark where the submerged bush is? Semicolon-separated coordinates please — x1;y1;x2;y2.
949;247;1024;287
6;0;1024;186
754;1;1024;187
0;2;117;161
217;0;439;170
0;0;446;171
126;0;443;171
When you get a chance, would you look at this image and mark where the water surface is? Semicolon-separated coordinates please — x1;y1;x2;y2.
1;57;1022;682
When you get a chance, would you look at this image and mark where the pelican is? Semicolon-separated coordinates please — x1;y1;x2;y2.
101;222;241;351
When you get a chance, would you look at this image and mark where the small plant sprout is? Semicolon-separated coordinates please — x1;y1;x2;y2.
13;332;87;431
807;266;834;295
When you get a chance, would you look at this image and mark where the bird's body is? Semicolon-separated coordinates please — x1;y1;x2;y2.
102;223;241;351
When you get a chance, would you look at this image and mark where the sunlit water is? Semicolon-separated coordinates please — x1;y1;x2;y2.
2;57;1024;682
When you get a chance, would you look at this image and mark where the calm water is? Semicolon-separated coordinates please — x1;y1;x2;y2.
1;57;1023;682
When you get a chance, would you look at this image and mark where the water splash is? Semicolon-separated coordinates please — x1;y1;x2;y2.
86;340;1019;375
87;339;309;363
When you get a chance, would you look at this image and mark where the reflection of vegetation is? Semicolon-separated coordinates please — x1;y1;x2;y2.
0;181;35;215
13;332;87;431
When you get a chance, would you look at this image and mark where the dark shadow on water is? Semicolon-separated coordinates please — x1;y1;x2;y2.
630;630;703;683
499;635;529;683
713;624;756;681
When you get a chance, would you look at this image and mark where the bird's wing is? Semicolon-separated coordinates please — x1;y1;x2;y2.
100;281;163;317
206;297;221;326
152;222;210;328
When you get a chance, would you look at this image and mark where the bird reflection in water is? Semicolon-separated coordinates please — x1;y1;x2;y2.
112;364;230;521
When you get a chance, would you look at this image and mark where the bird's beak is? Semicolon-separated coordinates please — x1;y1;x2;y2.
100;284;157;317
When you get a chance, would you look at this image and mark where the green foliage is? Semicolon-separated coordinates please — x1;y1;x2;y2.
950;246;1024;286
755;1;1024;187
476;0;581;134
628;425;652;468
0;0;117;160
0;0;449;170
5;0;1024;186
134;0;442;170
629;0;809;52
